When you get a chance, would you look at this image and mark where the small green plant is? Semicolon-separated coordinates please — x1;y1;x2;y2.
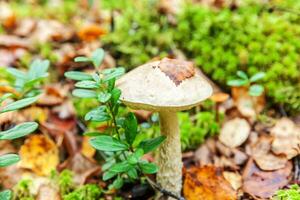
63;184;102;200
0;59;49;199
180;111;220;151
12;179;34;200
227;70;265;96
65;48;165;190
273;184;300;200
50;170;75;196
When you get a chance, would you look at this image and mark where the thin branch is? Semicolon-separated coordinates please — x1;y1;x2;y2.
145;177;185;200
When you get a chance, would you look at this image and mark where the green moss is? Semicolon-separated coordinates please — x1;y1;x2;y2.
63;184;102;200
102;0;173;68
12;179;34;200
273;184;300;200
175;3;300;112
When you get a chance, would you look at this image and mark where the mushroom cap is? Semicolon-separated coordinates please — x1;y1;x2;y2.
116;58;213;111
210;92;230;103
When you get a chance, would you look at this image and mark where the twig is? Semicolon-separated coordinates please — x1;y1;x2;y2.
145;177;185;200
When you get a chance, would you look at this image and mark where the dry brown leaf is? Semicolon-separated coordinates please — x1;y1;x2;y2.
37;84;67;106
183;166;237;200
14;18;37;36
242;158;292;199
81;136;96;159
62;152;101;185
219;118;250;148
222;171;242;191
0;35;30;49
19;134;59;176
36;184;61;200
194;144;213;166
77;24;106;42
158;58;195;86
20;106;49;123
231;86;265;120
252;135;288;170
271;118;300;159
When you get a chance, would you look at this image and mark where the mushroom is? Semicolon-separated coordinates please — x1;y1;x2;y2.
210;92;229;122
117;58;212;197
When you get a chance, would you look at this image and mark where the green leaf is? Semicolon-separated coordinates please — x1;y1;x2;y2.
0;96;38;113
74;56;91;63
249;84;264;96
0;93;13;104
140;162;158;174
83;132;102;137
249;72;266;83
85;106;110;122
90;135;129;151
64;71;93;81
91;48;105;68
0;122;38;140
127;167;138;179
103;68;125;82
124;113;138;145
110;161;131;173
27;59;49;81
226;79;248;87
236;71;248;80
103;171;117;181
110;176;124;190
7;68;26;79
75;80;98;89
127;149;144;165
92;73;101;83
0;154;20;167
138;136;166;154
98;92;112;103
0;190;12;200
72;89;97;98
111;88;121;105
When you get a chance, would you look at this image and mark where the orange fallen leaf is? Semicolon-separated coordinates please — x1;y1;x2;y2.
81;136;96;159
19;135;59;176
183;166;237;200
77;24;106;42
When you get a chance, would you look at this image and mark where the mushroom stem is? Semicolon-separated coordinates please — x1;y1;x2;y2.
156;111;182;198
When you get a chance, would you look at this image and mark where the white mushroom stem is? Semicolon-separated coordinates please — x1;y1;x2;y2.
156;111;182;198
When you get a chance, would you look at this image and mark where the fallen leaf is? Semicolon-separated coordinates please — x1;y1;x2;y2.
219;118;250;148
18;134;59;176
0;2;16;29
231;86;265;120
271;118;300;159
81;136;96;159
222;171;242;191
14;18;37;37
252;135;288;170
242;158;292;199
0;35;30;49
77;24;106;42
183;166;237;200
37;84;67;106
36;184;61;200
61;152;101;185
194;144;213;166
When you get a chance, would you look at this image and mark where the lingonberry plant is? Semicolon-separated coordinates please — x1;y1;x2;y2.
227;70;266;96
0;59;49;199
65;48;165;190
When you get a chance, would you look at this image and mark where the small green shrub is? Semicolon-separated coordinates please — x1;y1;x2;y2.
12;179;34;200
273;184;300;200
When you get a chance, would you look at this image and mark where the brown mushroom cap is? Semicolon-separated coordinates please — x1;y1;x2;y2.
117;58;213;111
